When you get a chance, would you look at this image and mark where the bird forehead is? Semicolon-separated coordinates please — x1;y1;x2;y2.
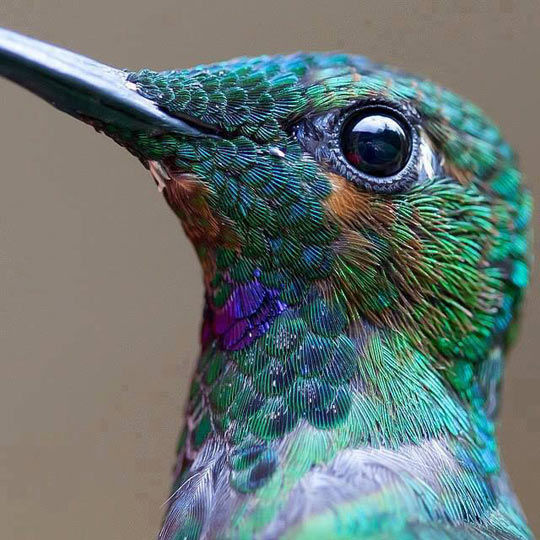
126;53;421;129
125;53;517;196
127;52;494;143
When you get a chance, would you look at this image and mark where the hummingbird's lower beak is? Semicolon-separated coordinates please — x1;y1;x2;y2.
0;27;204;137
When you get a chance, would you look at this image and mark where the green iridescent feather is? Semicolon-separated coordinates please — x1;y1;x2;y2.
0;28;533;540
100;54;532;539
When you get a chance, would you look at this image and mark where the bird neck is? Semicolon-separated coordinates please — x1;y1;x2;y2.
192;280;501;471
169;283;521;535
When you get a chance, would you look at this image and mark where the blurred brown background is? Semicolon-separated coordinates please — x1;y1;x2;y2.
0;1;538;538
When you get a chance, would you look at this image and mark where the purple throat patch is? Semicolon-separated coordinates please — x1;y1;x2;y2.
202;278;287;351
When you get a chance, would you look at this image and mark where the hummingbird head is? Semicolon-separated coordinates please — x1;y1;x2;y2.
121;55;531;370
0;28;530;375
1;31;535;534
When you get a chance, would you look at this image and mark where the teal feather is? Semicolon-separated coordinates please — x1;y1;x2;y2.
133;54;531;539
0;33;532;539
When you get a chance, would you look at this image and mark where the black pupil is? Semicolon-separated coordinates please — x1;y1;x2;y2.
341;110;411;177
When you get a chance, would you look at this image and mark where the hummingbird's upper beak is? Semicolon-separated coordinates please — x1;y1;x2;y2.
0;27;204;137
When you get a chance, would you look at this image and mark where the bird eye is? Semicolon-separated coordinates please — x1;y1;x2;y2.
340;107;412;178
294;100;421;193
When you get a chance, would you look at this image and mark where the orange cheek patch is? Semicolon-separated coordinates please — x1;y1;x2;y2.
162;173;239;250
445;161;474;186
325;173;371;223
324;173;397;227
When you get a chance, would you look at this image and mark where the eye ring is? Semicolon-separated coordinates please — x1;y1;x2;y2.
329;101;420;193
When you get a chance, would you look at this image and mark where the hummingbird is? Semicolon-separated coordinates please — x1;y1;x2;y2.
0;28;533;540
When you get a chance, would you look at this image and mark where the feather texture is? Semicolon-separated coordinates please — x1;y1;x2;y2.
106;53;531;538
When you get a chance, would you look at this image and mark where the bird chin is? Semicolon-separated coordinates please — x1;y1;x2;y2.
148;159;227;252
148;160;171;193
148;160;201;194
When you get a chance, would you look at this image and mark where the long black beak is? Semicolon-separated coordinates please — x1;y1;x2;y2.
0;27;204;137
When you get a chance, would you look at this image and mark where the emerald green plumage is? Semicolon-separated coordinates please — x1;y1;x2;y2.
1;34;531;538
101;53;532;539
